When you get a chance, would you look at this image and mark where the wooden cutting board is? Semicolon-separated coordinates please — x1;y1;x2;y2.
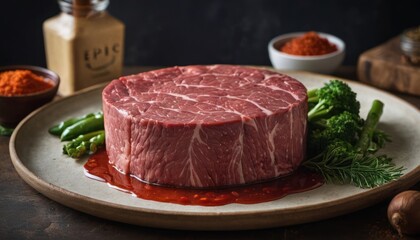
357;36;420;96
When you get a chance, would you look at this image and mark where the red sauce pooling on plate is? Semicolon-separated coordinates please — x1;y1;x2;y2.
84;150;324;206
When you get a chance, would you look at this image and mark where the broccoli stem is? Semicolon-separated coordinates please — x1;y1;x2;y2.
307;99;335;122
356;100;384;154
307;89;319;103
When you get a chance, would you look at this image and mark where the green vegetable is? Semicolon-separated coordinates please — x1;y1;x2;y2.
60;112;104;141
49;111;106;159
308;111;362;157
307;80;360;121
63;130;105;158
89;131;105;153
49;112;96;136
306;80;362;158
0;125;14;136
303;97;403;188
356;100;383;154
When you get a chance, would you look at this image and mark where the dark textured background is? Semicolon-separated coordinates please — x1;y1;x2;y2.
1;0;419;67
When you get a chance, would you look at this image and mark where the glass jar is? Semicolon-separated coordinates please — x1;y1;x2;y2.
43;0;125;95
400;26;420;65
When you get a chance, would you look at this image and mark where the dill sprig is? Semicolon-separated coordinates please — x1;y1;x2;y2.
303;146;404;188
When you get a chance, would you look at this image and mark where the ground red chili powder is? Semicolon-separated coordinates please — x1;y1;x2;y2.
281;31;338;56
0;70;54;96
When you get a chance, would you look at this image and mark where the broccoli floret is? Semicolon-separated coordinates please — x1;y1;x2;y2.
308;111;362;157
308;80;360;121
314;111;362;142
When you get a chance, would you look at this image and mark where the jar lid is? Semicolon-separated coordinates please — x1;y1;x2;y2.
58;0;110;17
401;26;420;56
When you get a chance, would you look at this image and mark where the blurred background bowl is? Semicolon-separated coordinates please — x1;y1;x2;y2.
0;65;60;127
268;32;345;74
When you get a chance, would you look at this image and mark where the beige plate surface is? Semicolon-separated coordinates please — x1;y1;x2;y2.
9;71;420;231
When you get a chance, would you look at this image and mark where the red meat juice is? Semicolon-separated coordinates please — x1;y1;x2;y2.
84;149;324;206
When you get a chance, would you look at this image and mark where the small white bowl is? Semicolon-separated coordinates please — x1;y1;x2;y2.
268;32;345;74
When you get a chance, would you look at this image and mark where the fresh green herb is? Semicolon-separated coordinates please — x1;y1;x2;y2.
304;80;403;188
303;140;403;188
0;125;14;136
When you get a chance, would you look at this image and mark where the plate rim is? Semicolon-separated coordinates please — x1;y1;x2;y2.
9;70;420;230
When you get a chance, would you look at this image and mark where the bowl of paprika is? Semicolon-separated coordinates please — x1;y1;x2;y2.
0;65;60;127
268;31;345;74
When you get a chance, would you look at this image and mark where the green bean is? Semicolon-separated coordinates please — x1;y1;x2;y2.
60;112;104;141
89;131;105;153
63;130;105;158
49;112;97;136
67;141;89;158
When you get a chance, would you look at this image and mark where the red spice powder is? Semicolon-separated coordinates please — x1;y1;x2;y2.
0;70;54;96
281;31;338;56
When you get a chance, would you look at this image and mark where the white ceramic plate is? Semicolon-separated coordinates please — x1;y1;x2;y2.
9;71;420;230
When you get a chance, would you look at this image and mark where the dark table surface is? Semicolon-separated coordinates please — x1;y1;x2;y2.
1;66;419;240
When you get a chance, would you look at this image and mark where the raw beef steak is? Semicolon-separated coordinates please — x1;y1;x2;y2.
102;65;308;188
